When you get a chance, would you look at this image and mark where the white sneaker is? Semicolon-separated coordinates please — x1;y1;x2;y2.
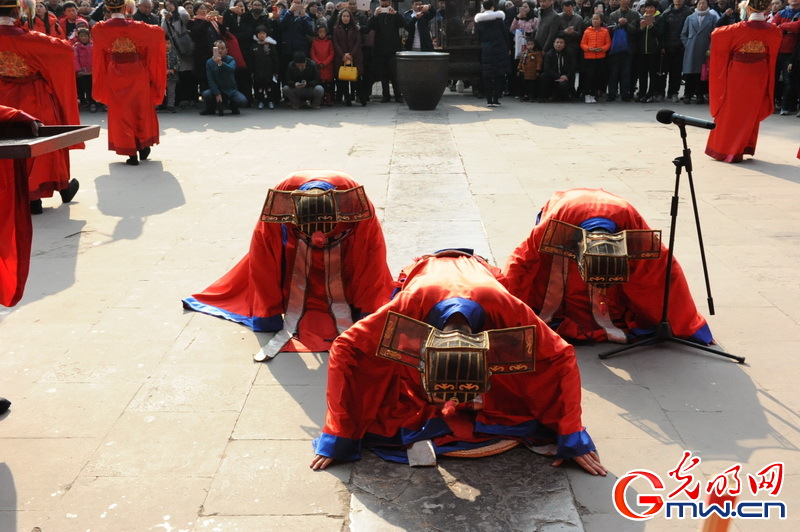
589;95;597;103
456;80;465;93
258;102;265;109
585;95;592;103
268;102;274;109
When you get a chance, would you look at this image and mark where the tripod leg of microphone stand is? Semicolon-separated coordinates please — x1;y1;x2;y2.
598;336;659;359
666;337;746;363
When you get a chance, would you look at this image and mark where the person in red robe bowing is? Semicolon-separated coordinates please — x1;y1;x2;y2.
0;105;39;308
704;0;782;163
500;188;713;346
91;0;165;166
0;0;81;215
311;250;606;476
182;170;394;361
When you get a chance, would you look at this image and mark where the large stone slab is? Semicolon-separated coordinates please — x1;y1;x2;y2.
348;449;582;531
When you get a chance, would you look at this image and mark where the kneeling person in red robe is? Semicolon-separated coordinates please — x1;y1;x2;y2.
311;251;606;476
182;170;394;360
501;188;713;345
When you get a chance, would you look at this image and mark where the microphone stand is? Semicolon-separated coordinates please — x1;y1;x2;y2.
599;123;744;363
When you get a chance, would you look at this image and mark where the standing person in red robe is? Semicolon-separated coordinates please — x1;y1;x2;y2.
705;0;782;162
310;251;606;475
0;0;81;215
182;170;394;361
500;188;714;345
0;105;38;308
91;0;166;166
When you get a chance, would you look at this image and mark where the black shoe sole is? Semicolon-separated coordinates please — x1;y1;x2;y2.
0;397;10;415
59;179;80;203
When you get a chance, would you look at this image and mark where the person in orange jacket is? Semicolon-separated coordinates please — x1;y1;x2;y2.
580;12;611;102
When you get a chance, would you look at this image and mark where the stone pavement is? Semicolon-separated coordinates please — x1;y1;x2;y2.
0;93;798;532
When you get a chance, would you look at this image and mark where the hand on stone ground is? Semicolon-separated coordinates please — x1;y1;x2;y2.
310;454;334;470
551;451;607;476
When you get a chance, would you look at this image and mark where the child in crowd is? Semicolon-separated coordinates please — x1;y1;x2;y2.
310;25;334;106
67;18;90;44
517;37;543;102
250;25;279;109
165;38;180;113
73;26;95;112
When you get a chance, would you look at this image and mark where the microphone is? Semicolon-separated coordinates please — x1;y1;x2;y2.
656;109;715;130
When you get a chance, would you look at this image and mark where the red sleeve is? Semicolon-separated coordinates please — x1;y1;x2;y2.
499;230;542;308
0;105;38;125
91;22;110;105
146;23;167;105
30;32;82;145
760;26;784;121
708;26;730;118
323;293;433;441
342;214;394;315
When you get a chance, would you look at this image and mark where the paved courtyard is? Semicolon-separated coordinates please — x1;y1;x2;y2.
1;93;799;532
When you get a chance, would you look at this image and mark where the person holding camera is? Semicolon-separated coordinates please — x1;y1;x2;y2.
369;0;405;102
201;39;248;115
404;0;436;51
279;0;315;81
283;51;325;108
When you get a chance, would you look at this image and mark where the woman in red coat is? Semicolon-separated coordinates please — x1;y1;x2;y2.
332;8;363;106
29;1;65;39
310;24;335;105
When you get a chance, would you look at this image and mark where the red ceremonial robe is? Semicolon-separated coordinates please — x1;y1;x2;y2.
313;252;596;463
0;106;37;307
500;188;713;345
91;17;166;156
0;23;81;201
705;21;782;163
182;171;393;352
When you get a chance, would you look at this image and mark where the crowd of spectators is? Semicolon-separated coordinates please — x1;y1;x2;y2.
10;0;800;113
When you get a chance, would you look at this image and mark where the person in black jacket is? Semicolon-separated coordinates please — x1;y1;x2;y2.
540;34;578;100
475;0;512;106
655;0;692;102
368;0;405;102
251;25;279;108
404;1;436;51
635;0;664;102
282;51;325;108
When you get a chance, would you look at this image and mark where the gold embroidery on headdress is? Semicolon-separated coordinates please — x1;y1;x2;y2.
111;37;137;53
0;51;32;78
738;40;766;54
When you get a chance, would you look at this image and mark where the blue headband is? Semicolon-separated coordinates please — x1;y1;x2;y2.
579;217;617;233
298;180;336;191
426;297;486;332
